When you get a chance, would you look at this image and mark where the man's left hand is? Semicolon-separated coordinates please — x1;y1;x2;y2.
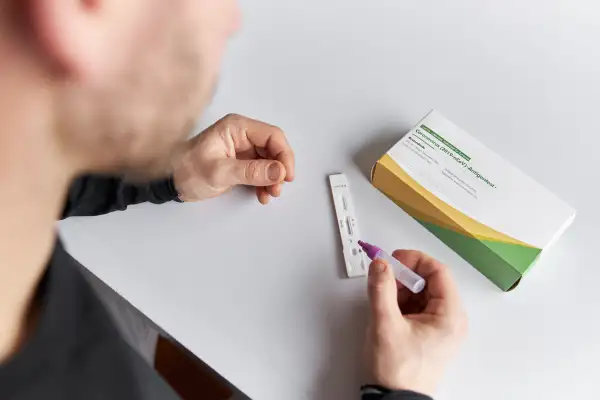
173;114;295;204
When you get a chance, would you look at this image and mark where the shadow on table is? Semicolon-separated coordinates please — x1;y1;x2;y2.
311;293;370;400
352;126;410;181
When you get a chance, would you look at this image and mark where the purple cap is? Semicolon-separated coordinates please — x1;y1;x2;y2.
358;240;382;260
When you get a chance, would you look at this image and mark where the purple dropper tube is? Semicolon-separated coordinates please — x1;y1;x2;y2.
358;240;426;294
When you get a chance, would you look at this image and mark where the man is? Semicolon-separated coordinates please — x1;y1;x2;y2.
0;1;467;399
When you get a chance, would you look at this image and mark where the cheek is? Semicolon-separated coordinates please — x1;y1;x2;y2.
188;0;238;66
194;0;240;33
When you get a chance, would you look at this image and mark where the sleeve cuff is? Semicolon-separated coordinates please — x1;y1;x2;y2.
152;176;182;203
361;385;433;400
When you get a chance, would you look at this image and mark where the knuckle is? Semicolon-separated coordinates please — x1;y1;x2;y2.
221;114;244;130
244;160;262;181
224;113;241;121
272;126;285;136
391;249;404;257
368;280;386;292
266;124;286;140
394;249;419;259
413;249;433;262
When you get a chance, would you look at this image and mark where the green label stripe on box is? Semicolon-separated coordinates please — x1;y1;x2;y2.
471;231;541;274
420;125;471;161
417;220;520;291
379;178;543;273
417;220;542;288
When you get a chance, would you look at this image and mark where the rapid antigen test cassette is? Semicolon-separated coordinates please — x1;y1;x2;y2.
329;174;368;278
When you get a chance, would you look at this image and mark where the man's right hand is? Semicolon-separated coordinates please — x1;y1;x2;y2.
173;114;295;204
365;250;468;397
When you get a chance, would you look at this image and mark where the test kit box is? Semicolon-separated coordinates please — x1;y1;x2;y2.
371;111;576;291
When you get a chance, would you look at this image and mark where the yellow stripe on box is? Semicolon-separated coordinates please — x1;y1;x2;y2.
375;154;536;248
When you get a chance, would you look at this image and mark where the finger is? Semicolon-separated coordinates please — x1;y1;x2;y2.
368;260;404;325
391;251;423;307
224;158;286;187
392;250;462;317
277;151;295;183
256;147;294;184
267;183;282;198
224;115;296;182
261;147;295;183
237;147;259;161
396;278;428;315
396;281;413;307
256;187;270;205
256;147;269;159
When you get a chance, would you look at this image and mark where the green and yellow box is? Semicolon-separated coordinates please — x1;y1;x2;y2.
371;111;576;291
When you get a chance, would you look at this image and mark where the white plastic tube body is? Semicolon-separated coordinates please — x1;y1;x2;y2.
374;250;426;294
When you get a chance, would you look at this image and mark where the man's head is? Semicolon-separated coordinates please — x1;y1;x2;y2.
0;0;240;178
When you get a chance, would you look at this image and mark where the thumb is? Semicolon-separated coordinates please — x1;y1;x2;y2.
225;159;285;187
368;260;403;324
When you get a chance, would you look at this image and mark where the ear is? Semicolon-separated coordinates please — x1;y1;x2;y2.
28;0;113;80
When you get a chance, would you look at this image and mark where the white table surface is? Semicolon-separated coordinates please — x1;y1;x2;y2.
59;1;600;399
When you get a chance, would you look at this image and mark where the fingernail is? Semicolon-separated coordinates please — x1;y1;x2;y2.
369;261;386;276
267;163;281;181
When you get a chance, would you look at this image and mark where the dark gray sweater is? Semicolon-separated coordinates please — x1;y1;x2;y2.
0;175;432;400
